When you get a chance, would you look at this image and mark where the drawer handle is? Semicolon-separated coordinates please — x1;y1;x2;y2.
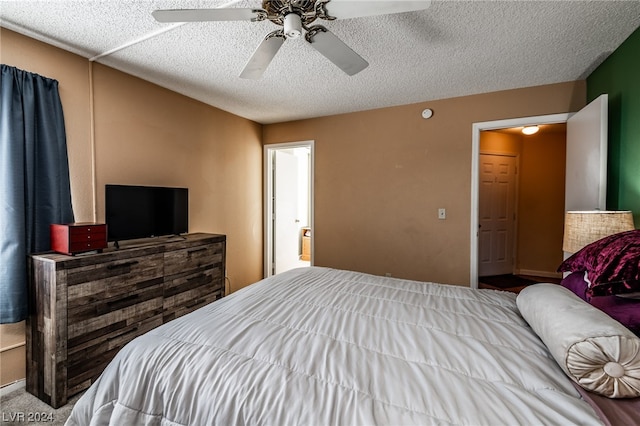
187;247;207;255
107;260;139;270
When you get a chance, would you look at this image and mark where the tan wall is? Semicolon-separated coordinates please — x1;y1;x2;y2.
480;131;522;156
263;82;585;285
91;63;264;290
480;130;566;276
517;130;566;274
0;322;25;386
0;28;263;386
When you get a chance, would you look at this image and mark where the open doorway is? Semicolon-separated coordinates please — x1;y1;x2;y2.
471;95;608;289
264;141;314;277
477;125;567;293
471;113;571;289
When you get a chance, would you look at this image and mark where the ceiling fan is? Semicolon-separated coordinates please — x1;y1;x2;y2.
153;0;431;79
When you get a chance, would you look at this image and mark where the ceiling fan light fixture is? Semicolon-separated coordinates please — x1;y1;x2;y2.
522;125;539;135
284;13;302;39
152;0;432;78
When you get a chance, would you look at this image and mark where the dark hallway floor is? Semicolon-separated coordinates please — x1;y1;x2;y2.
478;274;562;294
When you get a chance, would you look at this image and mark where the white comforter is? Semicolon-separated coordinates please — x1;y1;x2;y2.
67;267;601;425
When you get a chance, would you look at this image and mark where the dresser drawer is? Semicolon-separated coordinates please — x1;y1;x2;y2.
66;315;163;396
68;239;107;253
68;228;106;242
164;242;224;277
163;266;223;321
67;279;164;339
66;253;164;289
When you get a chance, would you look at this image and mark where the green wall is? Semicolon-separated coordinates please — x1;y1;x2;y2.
587;26;640;226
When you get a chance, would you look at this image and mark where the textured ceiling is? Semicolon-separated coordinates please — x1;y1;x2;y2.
1;1;639;124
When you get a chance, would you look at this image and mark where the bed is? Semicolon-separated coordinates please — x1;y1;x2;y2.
66;266;640;425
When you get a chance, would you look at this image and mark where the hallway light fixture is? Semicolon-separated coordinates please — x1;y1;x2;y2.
522;125;539;135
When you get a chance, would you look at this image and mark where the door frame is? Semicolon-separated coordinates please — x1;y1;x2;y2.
470;113;570;288
264;140;315;278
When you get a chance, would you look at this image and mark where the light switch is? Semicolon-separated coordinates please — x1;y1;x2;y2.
438;208;446;219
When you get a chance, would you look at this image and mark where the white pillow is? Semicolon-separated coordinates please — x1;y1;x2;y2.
517;284;640;398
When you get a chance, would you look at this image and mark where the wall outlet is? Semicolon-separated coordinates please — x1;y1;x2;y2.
438;208;446;219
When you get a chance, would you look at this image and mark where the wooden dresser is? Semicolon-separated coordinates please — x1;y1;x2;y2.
26;233;226;408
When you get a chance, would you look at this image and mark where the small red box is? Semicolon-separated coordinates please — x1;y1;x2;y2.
50;223;108;255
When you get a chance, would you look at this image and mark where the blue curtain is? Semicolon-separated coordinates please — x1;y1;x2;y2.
0;65;74;324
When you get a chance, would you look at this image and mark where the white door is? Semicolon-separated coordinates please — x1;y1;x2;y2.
478;154;517;276
565;94;608;211
274;150;301;274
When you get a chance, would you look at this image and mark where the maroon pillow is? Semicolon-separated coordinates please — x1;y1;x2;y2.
560;271;590;301
558;229;640;295
590;295;640;336
560;271;640;336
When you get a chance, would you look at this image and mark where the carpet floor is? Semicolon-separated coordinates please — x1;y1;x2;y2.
0;386;81;425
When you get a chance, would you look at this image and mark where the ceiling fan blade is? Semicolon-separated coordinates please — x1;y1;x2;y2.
323;0;431;20
152;8;264;23
306;26;368;76
240;31;286;79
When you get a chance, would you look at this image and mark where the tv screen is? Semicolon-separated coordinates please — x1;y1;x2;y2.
105;185;188;242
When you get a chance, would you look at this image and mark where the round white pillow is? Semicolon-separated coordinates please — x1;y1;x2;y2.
517;284;640;398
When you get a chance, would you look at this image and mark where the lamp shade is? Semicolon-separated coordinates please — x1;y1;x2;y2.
562;210;635;253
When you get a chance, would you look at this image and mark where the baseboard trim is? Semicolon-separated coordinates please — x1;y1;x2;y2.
0;379;25;396
516;269;562;279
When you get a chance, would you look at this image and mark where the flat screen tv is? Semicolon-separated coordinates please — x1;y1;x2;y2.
105;184;188;243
